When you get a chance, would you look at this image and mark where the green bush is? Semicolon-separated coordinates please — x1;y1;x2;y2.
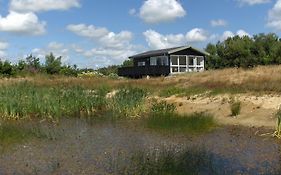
150;100;176;115
230;101;241;116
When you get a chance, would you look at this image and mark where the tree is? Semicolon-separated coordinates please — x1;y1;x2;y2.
45;53;62;74
122;59;133;67
25;54;41;73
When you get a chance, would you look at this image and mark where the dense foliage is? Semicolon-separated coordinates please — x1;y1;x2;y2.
206;33;281;69
0;53;78;77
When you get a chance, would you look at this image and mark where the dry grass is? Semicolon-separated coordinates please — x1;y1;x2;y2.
2;65;281;95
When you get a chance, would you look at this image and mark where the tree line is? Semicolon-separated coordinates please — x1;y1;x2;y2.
205;33;281;69
0;53;78;77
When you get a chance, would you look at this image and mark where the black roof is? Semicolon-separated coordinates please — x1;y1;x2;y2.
129;46;209;59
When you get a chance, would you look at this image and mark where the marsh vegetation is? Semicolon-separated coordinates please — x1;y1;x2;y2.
0;66;281;174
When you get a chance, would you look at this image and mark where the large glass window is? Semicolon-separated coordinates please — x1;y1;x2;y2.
171;56;178;65
189;56;195;66
197;57;204;66
179;56;187;65
150;57;157;66
138;62;145;66
150;56;168;66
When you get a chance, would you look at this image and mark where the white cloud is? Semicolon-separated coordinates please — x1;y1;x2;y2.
0;11;46;35
143;30;185;49
32;42;69;63
67;24;143;67
267;0;281;31
236;0;270;6
0;41;8;57
139;0;186;23
220;30;250;41
0;42;8;50
143;28;209;50
66;24;109;39
186;28;209;43
236;29;250;37
129;8;136;16
10;0;80;13
210;19;228;27
67;24;133;49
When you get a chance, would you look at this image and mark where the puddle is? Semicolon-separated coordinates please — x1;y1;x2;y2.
0;118;279;174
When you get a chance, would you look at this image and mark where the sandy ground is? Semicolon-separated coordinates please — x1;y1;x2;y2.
163;93;281;128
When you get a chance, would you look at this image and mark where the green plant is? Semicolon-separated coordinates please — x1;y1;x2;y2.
110;87;147;118
125;147;217;175
273;106;281;138
146;111;216;134
230;100;241;116
0;82;109;121
150;100;176;115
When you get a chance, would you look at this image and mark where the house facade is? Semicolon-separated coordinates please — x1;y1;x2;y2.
118;46;209;78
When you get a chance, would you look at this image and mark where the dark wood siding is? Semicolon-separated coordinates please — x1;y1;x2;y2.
118;66;170;78
171;49;205;56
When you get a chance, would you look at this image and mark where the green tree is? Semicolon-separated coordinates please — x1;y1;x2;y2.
45;53;62;74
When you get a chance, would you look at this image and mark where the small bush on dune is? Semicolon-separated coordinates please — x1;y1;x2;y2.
230;98;241;116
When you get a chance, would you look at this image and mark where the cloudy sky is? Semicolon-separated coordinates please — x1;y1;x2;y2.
0;0;280;68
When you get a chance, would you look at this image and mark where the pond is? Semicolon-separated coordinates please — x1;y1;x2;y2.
0;118;279;174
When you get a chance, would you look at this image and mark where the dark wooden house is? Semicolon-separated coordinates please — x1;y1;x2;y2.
118;46;209;78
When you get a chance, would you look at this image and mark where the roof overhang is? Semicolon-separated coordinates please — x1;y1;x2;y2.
168;46;210;56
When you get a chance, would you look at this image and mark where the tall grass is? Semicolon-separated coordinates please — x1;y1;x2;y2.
146;100;216;134
124;147;217;175
0;82;109;120
109;87;148;118
0;121;48;146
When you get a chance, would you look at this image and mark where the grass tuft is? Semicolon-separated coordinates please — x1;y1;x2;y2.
230;100;241;116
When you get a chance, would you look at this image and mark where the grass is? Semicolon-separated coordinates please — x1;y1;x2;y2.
230;100;241;116
0;121;48;146
0;82;109;120
109;87;148;118
146;112;216;134
159;86;209;98
124;147;217;175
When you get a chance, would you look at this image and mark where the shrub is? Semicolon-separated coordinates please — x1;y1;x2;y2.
230;100;241;116
150;100;176;115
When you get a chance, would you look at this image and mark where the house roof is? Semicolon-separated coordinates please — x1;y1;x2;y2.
129;46;209;59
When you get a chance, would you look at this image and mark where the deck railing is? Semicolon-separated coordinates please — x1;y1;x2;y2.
118;66;170;78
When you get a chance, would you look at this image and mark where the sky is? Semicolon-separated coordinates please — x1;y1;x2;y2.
0;0;280;68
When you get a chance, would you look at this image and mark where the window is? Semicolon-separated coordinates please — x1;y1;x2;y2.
180;67;187;72
171;67;179;73
197;57;204;66
179;56;187;65
171;56;178;65
138;62;146;66
189;56;194;66
150;56;168;66
150;57;157;66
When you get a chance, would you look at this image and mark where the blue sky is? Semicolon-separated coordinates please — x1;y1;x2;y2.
0;0;280;68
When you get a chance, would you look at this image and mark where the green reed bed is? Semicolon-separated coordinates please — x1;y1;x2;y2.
109;87;148;118
146;100;216;134
123;147;217;175
0;82;109;120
